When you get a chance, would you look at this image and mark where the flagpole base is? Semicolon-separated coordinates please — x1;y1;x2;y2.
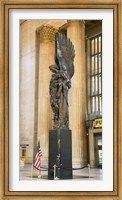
38;175;42;178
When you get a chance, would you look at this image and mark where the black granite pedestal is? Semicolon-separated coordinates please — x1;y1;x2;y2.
48;129;72;180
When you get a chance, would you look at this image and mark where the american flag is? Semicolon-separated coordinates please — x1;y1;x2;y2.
33;142;42;170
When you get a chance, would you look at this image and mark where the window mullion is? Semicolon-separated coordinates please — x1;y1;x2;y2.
90;40;92;113
98;37;100;113
94;39;96;113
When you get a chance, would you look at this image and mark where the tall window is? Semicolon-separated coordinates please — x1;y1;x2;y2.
87;34;102;118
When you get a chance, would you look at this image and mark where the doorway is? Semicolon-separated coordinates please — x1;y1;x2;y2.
94;134;102;167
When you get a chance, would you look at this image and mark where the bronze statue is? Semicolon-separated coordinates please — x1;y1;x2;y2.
49;32;75;129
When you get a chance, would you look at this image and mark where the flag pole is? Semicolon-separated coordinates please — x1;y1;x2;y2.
38;172;41;178
38;166;41;178
33;141;43;178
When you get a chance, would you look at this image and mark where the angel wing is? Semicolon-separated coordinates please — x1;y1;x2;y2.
55;32;75;79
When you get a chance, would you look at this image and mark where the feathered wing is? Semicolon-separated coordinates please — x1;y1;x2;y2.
55;32;75;79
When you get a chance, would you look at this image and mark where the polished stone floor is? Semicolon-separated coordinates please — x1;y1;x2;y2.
20;163;102;181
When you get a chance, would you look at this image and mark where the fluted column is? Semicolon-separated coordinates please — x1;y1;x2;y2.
67;20;87;167
37;25;57;164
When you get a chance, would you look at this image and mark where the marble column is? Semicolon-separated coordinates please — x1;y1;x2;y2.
67;20;87;167
37;25;57;165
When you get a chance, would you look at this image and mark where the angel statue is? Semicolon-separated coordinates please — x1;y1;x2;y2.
49;32;75;129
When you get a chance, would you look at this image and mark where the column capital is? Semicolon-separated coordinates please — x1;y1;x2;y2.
37;25;58;42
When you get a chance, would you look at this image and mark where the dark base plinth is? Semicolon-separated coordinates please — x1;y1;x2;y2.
48;129;72;180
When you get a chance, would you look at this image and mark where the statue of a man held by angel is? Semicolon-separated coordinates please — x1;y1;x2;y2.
49;32;75;129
